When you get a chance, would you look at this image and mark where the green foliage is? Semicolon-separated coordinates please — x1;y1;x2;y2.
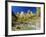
16;26;21;29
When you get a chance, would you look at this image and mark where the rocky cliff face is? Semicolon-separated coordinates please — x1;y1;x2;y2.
12;7;40;30
12;10;40;26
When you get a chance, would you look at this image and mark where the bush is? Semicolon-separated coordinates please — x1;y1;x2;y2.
16;26;21;29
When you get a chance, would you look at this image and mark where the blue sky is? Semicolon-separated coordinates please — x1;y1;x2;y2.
12;6;37;14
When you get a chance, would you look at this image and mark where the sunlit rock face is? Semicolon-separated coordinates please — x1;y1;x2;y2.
20;11;24;14
20;11;24;17
12;7;40;30
15;10;36;19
